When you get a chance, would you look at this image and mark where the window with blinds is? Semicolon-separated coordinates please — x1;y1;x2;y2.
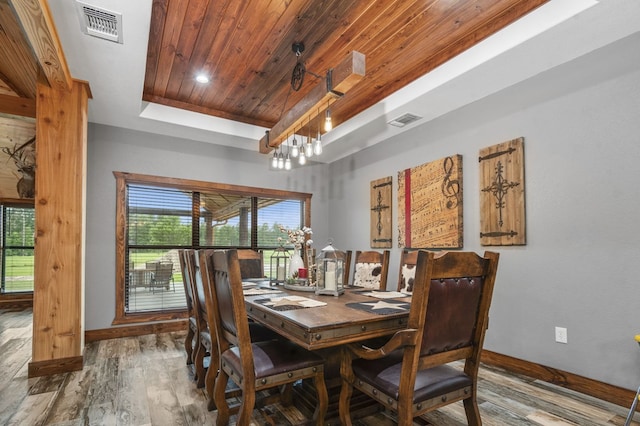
1;204;35;294
114;172;311;324
126;185;191;314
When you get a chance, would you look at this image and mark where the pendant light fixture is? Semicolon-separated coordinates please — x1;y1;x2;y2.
271;148;278;168
291;130;299;158
284;133;292;170
277;146;284;169
324;109;332;132
304;115;313;158
314;109;323;155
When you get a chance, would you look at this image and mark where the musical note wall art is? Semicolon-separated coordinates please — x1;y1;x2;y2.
397;155;463;248
479;137;526;246
370;176;392;248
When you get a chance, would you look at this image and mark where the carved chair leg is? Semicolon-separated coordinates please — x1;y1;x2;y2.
185;328;194;365
214;370;231;426
237;382;256;426
463;395;482;426
194;342;207;388
205;364;217;411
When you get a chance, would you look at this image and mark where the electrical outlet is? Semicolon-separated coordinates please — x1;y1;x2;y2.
555;327;568;344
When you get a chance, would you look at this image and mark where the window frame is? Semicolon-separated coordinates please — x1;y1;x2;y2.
113;171;312;325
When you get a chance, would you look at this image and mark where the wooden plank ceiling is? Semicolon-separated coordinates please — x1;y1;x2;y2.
0;0;72;200
143;0;549;149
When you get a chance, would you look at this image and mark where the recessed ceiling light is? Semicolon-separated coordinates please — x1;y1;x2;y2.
195;74;209;84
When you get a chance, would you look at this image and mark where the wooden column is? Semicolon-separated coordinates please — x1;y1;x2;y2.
28;78;91;378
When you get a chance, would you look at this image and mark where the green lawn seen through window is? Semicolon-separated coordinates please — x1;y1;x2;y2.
3;254;34;292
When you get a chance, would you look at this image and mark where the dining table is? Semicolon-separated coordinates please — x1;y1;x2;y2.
243;282;412;421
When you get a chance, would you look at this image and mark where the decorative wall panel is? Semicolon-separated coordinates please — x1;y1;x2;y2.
398;155;463;248
370;176;392;248
479;137;526;246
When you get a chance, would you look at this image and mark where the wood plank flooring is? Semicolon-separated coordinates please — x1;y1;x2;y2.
1;307;638;426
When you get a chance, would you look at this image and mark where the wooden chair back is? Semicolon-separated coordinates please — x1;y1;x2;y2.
236;249;265;279
177;249;197;365
396;249;419;293
210;249;328;425
342;250;352;288
340;250;499;425
184;250;210;388
351;250;390;290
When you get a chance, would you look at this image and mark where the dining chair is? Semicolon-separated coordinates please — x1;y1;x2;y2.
184;250;211;388
351;250;390;290
396;249;419;293
177;249;197;366
198;249;281;411
236;249;266;279
339;250;500;426
342;249;353;288
210;249;328;425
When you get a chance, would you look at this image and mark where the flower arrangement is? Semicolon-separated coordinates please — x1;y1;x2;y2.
278;225;313;250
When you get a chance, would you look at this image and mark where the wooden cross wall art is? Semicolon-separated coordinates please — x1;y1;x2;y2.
398;155;463;249
479;137;526;246
370;176;392;248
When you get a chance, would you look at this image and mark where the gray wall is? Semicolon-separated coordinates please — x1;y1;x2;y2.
86;124;329;331
85;18;640;394
314;32;640;390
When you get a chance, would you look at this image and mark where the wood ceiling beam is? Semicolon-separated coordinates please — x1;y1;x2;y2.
8;0;73;91
258;51;365;154
0;94;36;117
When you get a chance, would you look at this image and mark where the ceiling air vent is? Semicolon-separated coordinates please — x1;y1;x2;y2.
388;113;422;128
75;1;123;44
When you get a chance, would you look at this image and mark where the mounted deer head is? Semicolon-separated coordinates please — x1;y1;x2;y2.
2;136;36;198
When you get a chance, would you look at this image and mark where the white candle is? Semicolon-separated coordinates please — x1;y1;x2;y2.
277;266;285;281
325;262;336;291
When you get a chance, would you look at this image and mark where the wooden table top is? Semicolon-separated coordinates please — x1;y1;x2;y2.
245;286;411;350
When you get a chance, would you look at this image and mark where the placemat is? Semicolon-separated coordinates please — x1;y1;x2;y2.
243;288;283;296
357;290;411;299
346;300;411;315
254;295;327;311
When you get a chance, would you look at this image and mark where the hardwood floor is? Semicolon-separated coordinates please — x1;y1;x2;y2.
1;307;638;426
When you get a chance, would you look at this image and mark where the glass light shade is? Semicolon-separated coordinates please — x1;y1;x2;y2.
305;141;313;157
277;153;284;169
324;110;332;132
299;152;307;165
271;152;278;168
284;155;291;170
291;138;299;157
313;139;323;155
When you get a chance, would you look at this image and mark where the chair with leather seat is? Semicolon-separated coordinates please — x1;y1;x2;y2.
210;249;328;425
350;250;390;290
339;250;499;426
177;249;197;366
198;249;281;411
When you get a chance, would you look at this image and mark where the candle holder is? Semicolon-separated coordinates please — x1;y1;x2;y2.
315;241;345;296
269;246;290;286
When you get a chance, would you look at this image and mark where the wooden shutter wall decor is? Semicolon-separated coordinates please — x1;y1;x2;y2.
370;176;392;248
479;137;526;246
